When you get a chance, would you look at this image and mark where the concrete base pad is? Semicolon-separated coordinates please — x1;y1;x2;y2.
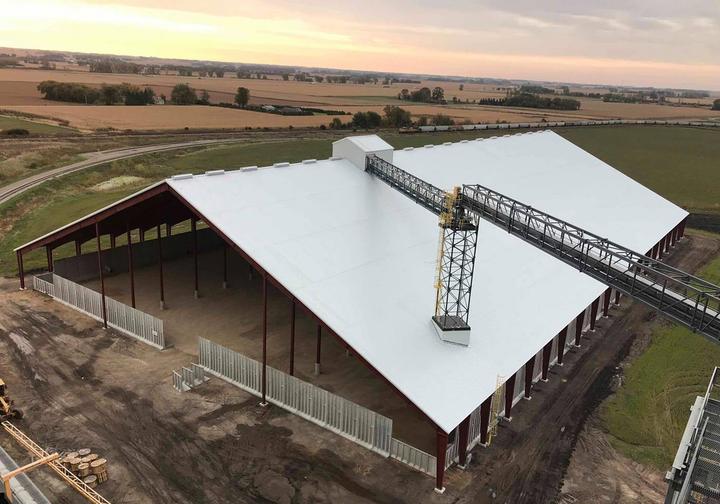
458;454;472;470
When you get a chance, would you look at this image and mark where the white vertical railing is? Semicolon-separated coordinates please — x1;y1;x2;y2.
198;338;393;456
32;273;165;349
445;434;459;469
389;438;436;476
32;273;55;296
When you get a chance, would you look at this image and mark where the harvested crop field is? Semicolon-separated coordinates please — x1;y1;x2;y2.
2;105;338;130
0;80;50;105
571;98;720;119
0;68;507;105
2;68;719;131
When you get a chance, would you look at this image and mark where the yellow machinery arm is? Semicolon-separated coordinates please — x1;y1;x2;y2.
1;421;112;504
2;453;59;502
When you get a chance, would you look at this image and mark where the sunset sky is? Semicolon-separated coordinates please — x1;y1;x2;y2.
2;0;719;89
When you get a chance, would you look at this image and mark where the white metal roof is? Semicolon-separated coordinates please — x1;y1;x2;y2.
166;133;686;433
394;131;687;255
333;134;393;152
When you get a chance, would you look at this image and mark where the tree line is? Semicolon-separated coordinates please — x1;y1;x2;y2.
342;106;462;130
397;86;446;104
88;59;142;74
169;84;250;107
477;93;581;111
37;81;155;105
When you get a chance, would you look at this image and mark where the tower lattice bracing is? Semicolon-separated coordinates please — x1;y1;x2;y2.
433;188;479;333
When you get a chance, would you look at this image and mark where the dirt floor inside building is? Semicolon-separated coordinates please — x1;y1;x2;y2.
80;245;436;453
0;231;716;503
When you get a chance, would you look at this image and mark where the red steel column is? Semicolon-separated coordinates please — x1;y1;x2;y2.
289;300;296;376
574;311;585;347
157;224;165;310
671;226;678;247
458;415;471;468
435;429;448;493
126;226;136;308
590;297;600;330
541;341;552;381
192;217;199;298
166;223;172;237
314;324;322;375
665;232;671;252
657;238;664;259
75;240;82;256
45;245;53;272
95;222;108;329
503;373;516;420
110;235;116;249
602;288;612;317
139;229;145;243
652;243;659;259
261;273;268;406
16;251;25;290
679;217;687;238
614;289;621;305
524;357;534;399
480;396;492;445
557;327;568;364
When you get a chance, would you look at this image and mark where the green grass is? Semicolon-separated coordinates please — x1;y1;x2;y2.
601;246;720;469
559;126;720;214
2;125;720;278
164;139;334;172
0;115;75;135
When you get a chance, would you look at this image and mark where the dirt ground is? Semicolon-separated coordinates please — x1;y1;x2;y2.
558;232;720;504
82;247;436;452
0;233;716;503
0;281;436;504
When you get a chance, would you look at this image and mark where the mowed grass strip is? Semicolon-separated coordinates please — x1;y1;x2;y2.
2;125;720;277
0;115;75;135
601;246;720;470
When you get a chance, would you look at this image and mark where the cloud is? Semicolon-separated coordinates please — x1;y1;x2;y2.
1;0;719;89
